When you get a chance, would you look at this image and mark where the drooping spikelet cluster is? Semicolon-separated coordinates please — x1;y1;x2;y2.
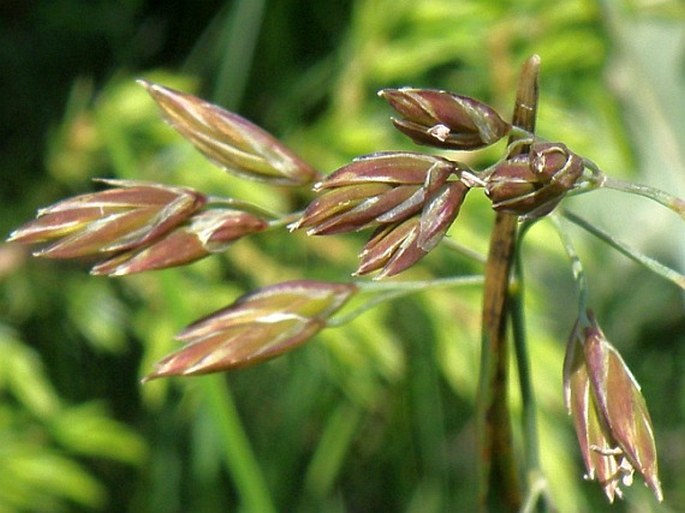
8;78;663;503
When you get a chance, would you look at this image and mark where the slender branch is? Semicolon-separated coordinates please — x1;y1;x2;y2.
477;54;541;512
551;214;590;321
599;175;685;221
561;209;685;290
354;275;485;294
511;234;536;460
329;275;485;327
206;194;297;221
441;237;488;264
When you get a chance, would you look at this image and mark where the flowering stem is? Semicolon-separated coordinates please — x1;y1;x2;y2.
328;275;484;327
561;209;685;290
477;210;520;513
477;54;541;512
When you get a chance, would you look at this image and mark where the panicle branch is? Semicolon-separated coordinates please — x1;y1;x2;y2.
7;58;685;510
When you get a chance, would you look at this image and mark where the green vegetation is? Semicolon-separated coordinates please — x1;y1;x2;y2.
2;1;684;511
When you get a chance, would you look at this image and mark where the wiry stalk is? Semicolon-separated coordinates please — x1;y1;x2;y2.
476;54;541;512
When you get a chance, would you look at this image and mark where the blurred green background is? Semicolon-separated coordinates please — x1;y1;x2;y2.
1;0;684;512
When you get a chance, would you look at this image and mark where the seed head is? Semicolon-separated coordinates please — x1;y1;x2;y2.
563;311;662;503
8;179;206;259
485;141;584;218
355;181;468;278
143;280;357;380
291;152;471;277
292;152;462;235
139;80;319;186
91;209;268;276
379;88;511;150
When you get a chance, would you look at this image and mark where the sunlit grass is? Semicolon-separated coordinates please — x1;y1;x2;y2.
2;1;684;512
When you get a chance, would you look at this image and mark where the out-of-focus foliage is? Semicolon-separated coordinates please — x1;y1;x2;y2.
0;325;146;512
2;0;684;512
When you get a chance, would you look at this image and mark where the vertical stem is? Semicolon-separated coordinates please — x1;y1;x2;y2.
512;222;551;512
512;223;540;472
476;54;540;512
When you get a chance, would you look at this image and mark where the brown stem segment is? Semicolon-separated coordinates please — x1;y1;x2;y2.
476;54;540;512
